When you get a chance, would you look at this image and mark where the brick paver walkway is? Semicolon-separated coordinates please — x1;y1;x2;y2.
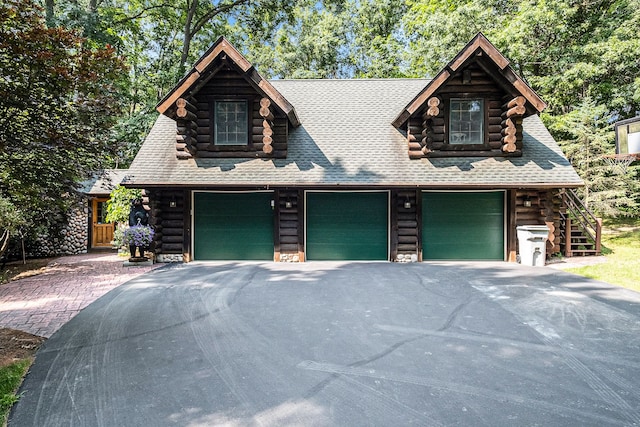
0;252;161;337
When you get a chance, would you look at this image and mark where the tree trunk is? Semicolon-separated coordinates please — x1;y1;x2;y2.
45;0;55;26
180;0;198;73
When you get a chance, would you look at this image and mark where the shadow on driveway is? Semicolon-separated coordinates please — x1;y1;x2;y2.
10;262;640;426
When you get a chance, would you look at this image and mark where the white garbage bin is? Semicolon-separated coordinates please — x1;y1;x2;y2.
516;225;550;266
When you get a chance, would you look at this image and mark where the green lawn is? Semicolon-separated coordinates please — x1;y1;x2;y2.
0;359;31;425
565;217;640;292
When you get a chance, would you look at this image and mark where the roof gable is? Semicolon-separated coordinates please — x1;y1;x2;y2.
156;37;300;127
393;33;546;128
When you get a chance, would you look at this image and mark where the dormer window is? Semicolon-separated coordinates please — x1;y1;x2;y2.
214;100;248;145
449;99;483;145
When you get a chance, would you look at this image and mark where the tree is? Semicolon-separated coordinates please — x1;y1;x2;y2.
402;0;640;216
0;0;127;242
346;0;407;78
0;197;24;260
105;186;142;224
547;98;639;216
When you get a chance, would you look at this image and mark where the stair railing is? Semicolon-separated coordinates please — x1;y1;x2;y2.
561;189;602;256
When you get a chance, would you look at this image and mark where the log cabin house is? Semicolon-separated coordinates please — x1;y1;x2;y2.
123;33;592;263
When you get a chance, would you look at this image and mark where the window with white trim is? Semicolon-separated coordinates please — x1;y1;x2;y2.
449;99;483;145
214;100;248;145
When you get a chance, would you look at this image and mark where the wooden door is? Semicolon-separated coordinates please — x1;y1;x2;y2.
92;198;114;248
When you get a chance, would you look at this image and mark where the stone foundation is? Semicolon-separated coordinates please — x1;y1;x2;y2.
278;253;301;262
156;253;183;263
396;254;418;263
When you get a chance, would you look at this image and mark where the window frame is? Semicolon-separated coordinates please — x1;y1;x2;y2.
443;95;490;151
209;97;252;149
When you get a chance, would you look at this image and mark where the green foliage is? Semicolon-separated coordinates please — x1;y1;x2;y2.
0;0;127;241
546;98;640;217
112;225;125;248
0;359;31;424
17;0;640;222
105;186;142;224
0;197;24;234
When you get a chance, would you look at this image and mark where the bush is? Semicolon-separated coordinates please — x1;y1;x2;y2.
105;186;142;224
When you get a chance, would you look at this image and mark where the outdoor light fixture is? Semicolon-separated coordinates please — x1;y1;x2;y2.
285;200;292;209
404;197;412;209
169;196;177;208
523;196;532;208
271;200;275;209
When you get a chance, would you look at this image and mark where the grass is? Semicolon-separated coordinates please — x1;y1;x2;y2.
565;217;640;292
0;359;31;425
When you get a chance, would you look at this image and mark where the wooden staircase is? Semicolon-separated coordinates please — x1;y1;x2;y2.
560;189;602;257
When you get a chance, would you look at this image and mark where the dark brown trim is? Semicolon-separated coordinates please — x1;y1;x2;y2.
157;36;300;127
124;183;584;191
274;190;281;261
415;189;423;262
390;191;398;261
183;189;192;262
297;189;305;261
507;189;517;262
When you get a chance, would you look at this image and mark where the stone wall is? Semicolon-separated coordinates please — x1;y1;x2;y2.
31;200;89;257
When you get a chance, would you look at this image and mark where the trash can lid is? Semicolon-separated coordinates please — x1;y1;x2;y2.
516;225;550;232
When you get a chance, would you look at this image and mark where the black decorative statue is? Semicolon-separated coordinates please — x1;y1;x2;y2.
128;198;150;261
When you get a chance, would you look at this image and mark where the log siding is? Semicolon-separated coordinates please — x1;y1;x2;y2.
406;61;525;159
513;189;562;258
174;68;288;159
145;189;186;259
275;189;304;262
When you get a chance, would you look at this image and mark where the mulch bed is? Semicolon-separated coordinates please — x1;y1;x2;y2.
0;328;45;368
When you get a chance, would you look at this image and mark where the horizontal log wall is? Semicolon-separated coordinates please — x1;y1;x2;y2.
391;190;420;261
514;189;562;257
145;189;186;256
188;69;287;159
275;189;303;261
410;61;523;159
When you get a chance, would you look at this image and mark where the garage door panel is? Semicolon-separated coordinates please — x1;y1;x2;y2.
306;192;388;260
194;192;273;260
422;192;504;260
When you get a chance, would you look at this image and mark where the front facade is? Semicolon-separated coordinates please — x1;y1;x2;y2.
124;34;583;263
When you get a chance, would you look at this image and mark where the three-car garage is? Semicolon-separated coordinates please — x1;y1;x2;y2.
192;190;505;262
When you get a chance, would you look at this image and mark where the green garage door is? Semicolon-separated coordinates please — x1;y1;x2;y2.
422;192;504;260
306;192;388;260
194;192;273;260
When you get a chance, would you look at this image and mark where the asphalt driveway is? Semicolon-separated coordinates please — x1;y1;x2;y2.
10;262;640;426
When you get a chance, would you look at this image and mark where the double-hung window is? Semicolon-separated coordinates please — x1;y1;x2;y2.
449;99;483;145
214;100;248;146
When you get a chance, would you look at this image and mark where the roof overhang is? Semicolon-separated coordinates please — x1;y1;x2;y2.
393;33;547;128
156;37;300;127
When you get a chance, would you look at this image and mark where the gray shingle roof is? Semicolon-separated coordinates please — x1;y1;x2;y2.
79;169;129;195
125;79;583;188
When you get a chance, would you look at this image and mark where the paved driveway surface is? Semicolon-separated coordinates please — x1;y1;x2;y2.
0;252;160;337
10;262;640;426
